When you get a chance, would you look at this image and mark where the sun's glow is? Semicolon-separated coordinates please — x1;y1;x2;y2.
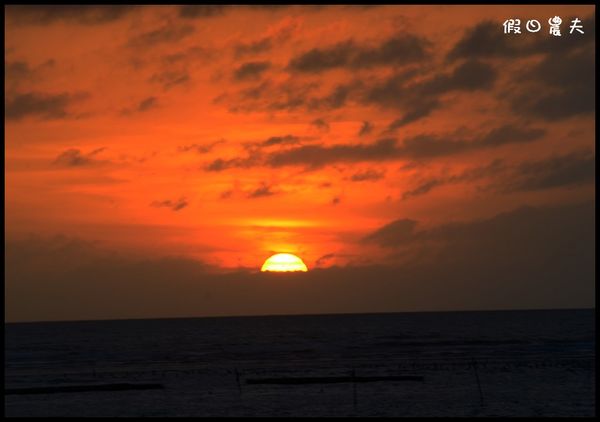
261;253;308;272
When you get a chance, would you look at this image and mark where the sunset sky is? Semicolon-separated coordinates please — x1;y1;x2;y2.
5;5;595;322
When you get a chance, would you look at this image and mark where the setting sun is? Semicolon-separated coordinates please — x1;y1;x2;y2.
261;253;308;272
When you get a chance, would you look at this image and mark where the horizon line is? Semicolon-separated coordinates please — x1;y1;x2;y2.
5;306;595;325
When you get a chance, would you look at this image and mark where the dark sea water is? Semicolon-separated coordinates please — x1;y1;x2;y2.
5;309;595;417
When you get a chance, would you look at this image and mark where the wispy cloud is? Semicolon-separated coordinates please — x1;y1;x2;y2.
53;147;108;167
247;183;277;199
178;139;225;154
6;91;89;121
150;197;189;211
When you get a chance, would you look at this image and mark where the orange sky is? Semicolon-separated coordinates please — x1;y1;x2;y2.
5;5;595;321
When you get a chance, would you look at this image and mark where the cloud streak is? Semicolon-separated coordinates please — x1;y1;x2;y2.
247;183;277;198
233;61;271;81
53;147;108;167
5;91;88;121
178;140;225;154
150;197;189;211
206;125;545;170
288;33;431;72
402;150;594;200
127;23;195;48
349;169;386;182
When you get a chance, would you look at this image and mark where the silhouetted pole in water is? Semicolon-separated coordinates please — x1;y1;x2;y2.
471;359;484;406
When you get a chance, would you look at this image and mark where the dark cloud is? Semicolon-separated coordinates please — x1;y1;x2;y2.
360;201;595;312
364;60;496;126
284;82;321;110
260;135;301;147
5;61;33;79
273;125;543;166
234;18;298;58
6;202;594;321
306;81;362;110
349;169;386;182
358;121;373;137
307;81;362;110
53;147;107;168
352;34;432;68
4;59;55;89
5;91;88;121
235;80;272;101
501;151;595;193
219;18;587;128
423;59;495;93
311;118;330;132
397;125;545;159
365;201;595;260
510;48;594;120
237;134;306;153
128;24;195;49
233;61;271;81
235;38;272;57
397;133;478;159
403;151;595;200
332;196;341;205
448;17;594;121
178;5;227;19
401;179;444;200
206;125;545;170
479;125;545;147
447;20;520;61
315;253;336;267
137;96;157;112
288;40;355;73
528;15;595;55
364;61;498;109
205;158;238;172
288;33;431;72
150;197;188;211
247;183;276;198
359;69;419;109
5;5;136;25
447;16;595;61
178;139;225;154
4;59;55;92
218;78;367;114
364;218;418;247
121;97;158;115
387;100;440;131
267;138;398;169
402;160;505;200
443;158;505;181
222;80;321;113
204;155;261;172
150;70;190;90
162;47;212;65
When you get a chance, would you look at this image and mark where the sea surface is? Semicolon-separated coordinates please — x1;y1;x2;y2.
4;309;595;417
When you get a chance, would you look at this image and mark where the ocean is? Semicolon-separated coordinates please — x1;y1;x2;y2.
4;309;595;417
